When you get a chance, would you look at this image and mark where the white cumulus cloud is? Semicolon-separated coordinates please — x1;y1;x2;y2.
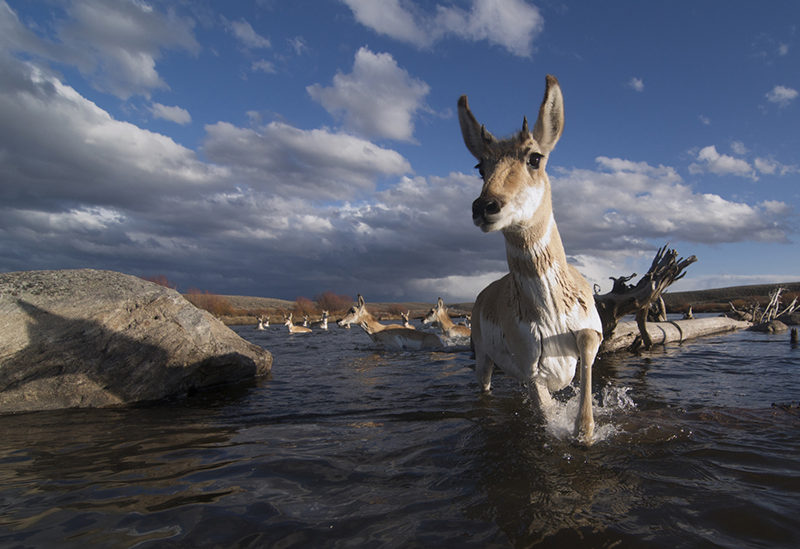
765;85;798;107
341;0;543;57
226;18;271;49
551;157;792;254
251;59;276;74
307;47;430;142
628;77;644;92
689;145;756;180
202;119;411;200
150;102;191;125
55;0;199;99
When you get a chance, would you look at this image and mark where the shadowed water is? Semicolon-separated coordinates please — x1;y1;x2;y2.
0;319;798;547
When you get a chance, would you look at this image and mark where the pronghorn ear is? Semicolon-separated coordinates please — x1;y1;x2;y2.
437;297;444;308
458;95;494;159
532;75;564;154
357;294;365;307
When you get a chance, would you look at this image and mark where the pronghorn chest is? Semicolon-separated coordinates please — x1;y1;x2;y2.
476;273;597;391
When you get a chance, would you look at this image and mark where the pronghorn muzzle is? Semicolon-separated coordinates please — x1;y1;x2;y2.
472;196;502;227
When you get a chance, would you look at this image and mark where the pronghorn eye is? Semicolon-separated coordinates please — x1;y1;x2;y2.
528;153;544;169
474;162;485;177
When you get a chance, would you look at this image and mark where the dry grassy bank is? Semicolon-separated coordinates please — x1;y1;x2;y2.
661;282;800;313
185;282;800;325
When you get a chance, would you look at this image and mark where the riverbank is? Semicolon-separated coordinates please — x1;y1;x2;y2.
661;281;800;313
205;282;799;326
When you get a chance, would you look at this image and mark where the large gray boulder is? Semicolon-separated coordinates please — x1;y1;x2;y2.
0;269;272;413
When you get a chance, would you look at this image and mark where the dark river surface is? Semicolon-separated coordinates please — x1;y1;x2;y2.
1;317;798;548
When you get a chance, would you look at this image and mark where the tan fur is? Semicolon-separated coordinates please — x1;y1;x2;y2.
337;294;409;331
340;295;442;350
284;313;312;334
459;75;602;443
422;297;471;338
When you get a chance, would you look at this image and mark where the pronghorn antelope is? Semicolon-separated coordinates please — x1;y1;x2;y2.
337;295;408;331
423;297;471;339
284;313;312;334
340;295;442;350
257;316;266;330
311;310;329;330
264;315;270;328
302;315;310;327
400;311;412;329
458;75;603;443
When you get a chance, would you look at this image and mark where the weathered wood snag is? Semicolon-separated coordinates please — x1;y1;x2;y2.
594;244;697;351
728;286;799;326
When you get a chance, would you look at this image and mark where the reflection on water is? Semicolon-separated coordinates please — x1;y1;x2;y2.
0;323;798;547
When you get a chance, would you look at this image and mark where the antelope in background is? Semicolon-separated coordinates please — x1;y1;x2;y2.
458;75;603;443
284;313;312;334
400;311;412;329
311;310;329;330
422;297;471;339
337;295;408;331
339;295;442;350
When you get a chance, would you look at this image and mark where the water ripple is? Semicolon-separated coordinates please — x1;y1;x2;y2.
0;325;798;547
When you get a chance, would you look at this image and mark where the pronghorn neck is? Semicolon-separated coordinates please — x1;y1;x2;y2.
359;309;385;333
436;309;456;330
502;195;574;315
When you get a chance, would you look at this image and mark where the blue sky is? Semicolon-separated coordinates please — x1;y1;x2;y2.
1;0;797;302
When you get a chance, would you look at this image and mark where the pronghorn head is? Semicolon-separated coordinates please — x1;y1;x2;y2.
338;294;367;326
422;297;446;325
458;75;564;233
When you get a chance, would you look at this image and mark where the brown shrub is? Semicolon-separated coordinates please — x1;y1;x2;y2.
293;296;317;316
185;288;235;317
315;291;353;313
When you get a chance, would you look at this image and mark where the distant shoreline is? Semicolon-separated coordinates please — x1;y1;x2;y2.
660;281;800;313
199;281;800;325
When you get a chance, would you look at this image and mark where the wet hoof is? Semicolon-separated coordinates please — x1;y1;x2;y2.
574;420;595;446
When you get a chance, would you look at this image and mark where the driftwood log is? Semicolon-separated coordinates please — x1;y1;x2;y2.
594;245;698;352
600;317;751;353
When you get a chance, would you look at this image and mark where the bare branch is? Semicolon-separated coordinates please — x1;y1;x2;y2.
594;244;698;351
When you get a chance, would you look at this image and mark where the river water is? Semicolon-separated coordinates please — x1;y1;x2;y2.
1;318;798;548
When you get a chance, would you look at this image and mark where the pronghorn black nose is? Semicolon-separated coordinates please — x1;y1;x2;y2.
472;196;501;219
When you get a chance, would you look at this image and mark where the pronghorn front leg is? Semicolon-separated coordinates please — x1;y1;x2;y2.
533;381;555;412
575;329;601;444
475;350;494;393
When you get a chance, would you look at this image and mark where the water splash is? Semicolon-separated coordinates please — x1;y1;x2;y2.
599;385;637;412
543;384;636;444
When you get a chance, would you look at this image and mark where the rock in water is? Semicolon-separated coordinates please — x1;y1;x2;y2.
0;269;272;413
748;319;789;334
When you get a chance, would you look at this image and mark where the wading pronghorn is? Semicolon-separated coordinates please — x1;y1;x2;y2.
338;295;407;331
400;311;412;329
423;297;471;339
458;75;602;443
257;316;266;330
284;313;312;334
340;295;442;350
311;310;329;330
